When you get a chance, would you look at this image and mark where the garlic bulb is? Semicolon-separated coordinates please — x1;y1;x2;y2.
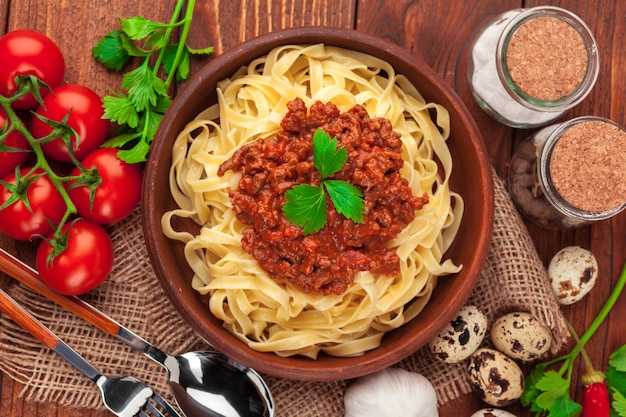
344;368;438;417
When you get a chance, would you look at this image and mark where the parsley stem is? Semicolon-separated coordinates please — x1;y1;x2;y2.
565;357;575;384
150;0;195;90
151;0;185;80
164;0;196;89
566;321;597;374
575;260;626;350
557;260;626;375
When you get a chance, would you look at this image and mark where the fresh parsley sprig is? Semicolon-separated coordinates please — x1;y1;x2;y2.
607;345;626;415
282;129;364;235
92;0;214;163
521;260;626;417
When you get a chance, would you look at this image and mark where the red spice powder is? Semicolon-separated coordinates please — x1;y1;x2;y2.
550;120;626;212
505;16;588;101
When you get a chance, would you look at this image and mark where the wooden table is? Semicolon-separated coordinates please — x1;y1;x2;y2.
1;1;625;416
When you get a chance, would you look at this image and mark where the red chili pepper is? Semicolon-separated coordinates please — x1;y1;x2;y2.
581;370;610;417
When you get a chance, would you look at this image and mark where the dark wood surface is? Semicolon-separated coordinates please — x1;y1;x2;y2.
2;1;625;416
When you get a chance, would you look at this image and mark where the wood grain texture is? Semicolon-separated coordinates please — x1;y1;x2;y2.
0;249;123;337
0;289;60;350
2;1;626;416
3;0;179;96
0;0;7;34
184;0;357;88
356;0;520;179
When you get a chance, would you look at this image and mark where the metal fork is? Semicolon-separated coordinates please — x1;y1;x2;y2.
0;287;182;417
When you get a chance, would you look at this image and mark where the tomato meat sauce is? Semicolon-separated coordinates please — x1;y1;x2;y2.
218;98;428;295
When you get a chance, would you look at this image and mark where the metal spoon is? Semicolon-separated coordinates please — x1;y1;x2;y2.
0;248;275;417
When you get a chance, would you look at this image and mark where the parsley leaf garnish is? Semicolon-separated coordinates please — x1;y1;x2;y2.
609;345;626;372
282;184;327;235
324;180;364;223
282;129;364;234
613;390;626;416
607;346;626;416
91;29;129;71
533;371;578;413
92;0;214;163
313;129;347;178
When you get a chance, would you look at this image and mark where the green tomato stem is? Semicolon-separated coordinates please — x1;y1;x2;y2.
3;82;30;104
0;92;79;241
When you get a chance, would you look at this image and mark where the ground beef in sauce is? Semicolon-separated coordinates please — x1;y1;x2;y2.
217;98;428;295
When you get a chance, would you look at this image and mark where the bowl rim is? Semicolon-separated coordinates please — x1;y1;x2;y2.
142;26;494;381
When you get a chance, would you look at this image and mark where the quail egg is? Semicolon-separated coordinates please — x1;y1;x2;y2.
548;246;598;305
470;408;518;417
428;305;488;363
467;348;525;407
490;311;552;362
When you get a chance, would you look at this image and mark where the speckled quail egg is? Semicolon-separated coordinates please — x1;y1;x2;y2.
490;311;552;362
548;246;598;305
428;305;488;363
470;408;518;417
467;348;525;407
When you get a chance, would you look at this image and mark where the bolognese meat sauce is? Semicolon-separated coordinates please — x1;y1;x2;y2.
218;98;428;295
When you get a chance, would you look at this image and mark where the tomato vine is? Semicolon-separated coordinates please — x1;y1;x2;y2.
0;81;84;243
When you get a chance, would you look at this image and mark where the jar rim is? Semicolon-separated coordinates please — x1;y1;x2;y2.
538;116;626;221
497;6;599;111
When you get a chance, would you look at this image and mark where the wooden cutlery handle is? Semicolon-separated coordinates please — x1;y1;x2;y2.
0;287;60;349
0;248;121;336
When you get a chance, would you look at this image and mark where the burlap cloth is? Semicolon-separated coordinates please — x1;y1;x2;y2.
0;171;568;415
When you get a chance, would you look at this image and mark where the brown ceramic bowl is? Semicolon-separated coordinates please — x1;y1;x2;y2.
142;27;494;381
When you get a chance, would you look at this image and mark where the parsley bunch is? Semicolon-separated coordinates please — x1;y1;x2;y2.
282;129;364;235
92;0;214;163
521;260;626;416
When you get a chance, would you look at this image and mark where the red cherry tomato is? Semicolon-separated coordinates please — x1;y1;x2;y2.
0;167;66;240
36;219;113;295
0;30;65;109
0;107;30;178
31;84;110;162
67;148;143;224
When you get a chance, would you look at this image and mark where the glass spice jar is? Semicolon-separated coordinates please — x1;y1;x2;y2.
508;116;626;229
468;6;599;128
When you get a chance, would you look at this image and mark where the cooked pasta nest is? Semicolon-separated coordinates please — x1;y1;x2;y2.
162;43;464;358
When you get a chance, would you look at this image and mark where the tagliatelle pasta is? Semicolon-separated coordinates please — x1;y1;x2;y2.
161;44;464;358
